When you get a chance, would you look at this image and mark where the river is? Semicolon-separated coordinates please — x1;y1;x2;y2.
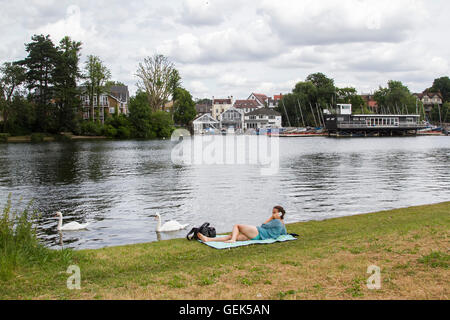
0;136;449;249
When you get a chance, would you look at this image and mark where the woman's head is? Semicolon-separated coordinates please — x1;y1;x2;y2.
273;206;286;220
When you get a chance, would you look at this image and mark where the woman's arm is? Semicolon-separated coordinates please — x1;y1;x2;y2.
263;216;274;224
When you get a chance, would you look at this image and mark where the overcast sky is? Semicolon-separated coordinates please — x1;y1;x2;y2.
1;0;449;100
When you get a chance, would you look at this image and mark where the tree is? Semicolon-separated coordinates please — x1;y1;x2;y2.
149;111;174;138
128;90;153;138
305;72;336;105
373;80;417;114
53;36;82;131
0;62;26;132
430;76;450;102
83;55;111;123
20;34;60;132
136;54;179;112
337;87;367;114
173;88;197;126
169;69;182;101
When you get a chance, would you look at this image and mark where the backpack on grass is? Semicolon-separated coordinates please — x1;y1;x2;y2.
186;223;216;241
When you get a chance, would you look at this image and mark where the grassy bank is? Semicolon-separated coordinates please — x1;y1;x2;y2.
1;202;448;300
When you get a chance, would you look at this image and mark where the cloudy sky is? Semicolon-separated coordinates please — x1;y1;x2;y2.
1;0;449;100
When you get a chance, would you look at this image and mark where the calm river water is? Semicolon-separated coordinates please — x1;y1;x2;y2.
0;136;449;249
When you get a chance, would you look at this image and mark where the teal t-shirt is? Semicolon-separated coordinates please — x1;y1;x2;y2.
256;219;287;240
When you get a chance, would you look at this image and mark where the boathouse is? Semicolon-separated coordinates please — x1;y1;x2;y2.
324;104;426;136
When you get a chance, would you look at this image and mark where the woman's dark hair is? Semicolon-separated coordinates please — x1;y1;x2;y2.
274;206;286;220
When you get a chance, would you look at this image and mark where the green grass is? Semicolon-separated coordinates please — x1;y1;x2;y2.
0;201;449;300
418;251;449;269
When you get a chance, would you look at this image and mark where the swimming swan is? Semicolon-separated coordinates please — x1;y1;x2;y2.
153;213;189;232
55;212;90;231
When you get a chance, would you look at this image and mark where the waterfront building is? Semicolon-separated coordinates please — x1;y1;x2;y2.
219;107;245;131
247;93;269;107
233;99;260;114
244;108;282;129
211;97;233;120
193;113;220;134
360;94;379;112
80;85;129;123
195;101;212;117
324;104;426;136
268;94;283;109
413;91;443;114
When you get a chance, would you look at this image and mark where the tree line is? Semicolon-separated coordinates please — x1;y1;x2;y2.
0;34;198;139
276;73;450;127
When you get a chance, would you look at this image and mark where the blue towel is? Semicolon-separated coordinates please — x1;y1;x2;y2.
198;234;297;250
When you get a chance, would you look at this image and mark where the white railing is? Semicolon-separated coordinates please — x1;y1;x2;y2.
338;123;420;129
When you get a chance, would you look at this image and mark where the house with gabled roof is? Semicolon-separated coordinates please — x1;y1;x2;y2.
233;99;261;114
193;113;220;134
244;108;282;129
413;91;443;114
219;107;245;131
79;85;129;123
248;93;269;107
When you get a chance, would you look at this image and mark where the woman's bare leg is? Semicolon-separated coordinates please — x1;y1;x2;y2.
197;233;232;243
226;225;258;243
198;224;258;243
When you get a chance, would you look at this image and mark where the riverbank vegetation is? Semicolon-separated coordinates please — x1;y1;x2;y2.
0;195;72;281
0;201;448;300
0;35;198;141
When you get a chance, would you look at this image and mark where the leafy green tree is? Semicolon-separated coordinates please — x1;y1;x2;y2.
173;88;197;126
128;90;153;138
83;55;111;122
20;34;60;132
431;76;450;102
430;102;449;124
305;72;336;105
0;62;26;132
337;87;367;114
6;95;36;135
53;36;82;132
169;69;182;101
374;80;417;114
149;111;174;138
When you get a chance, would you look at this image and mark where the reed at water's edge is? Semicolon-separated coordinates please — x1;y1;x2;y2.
0;194;73;280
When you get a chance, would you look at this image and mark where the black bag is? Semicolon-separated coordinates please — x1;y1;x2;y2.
186;222;216;241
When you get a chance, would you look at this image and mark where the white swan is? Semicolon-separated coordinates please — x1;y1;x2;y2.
154;213;189;232
55;212;90;231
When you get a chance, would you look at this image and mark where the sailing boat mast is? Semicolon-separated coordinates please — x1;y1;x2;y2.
309;102;318;127
281;98;291;128
297;99;306;128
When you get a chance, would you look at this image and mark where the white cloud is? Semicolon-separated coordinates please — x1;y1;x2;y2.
0;0;449;98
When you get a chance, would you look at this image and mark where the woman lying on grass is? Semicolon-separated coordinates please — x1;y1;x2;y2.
197;206;287;243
